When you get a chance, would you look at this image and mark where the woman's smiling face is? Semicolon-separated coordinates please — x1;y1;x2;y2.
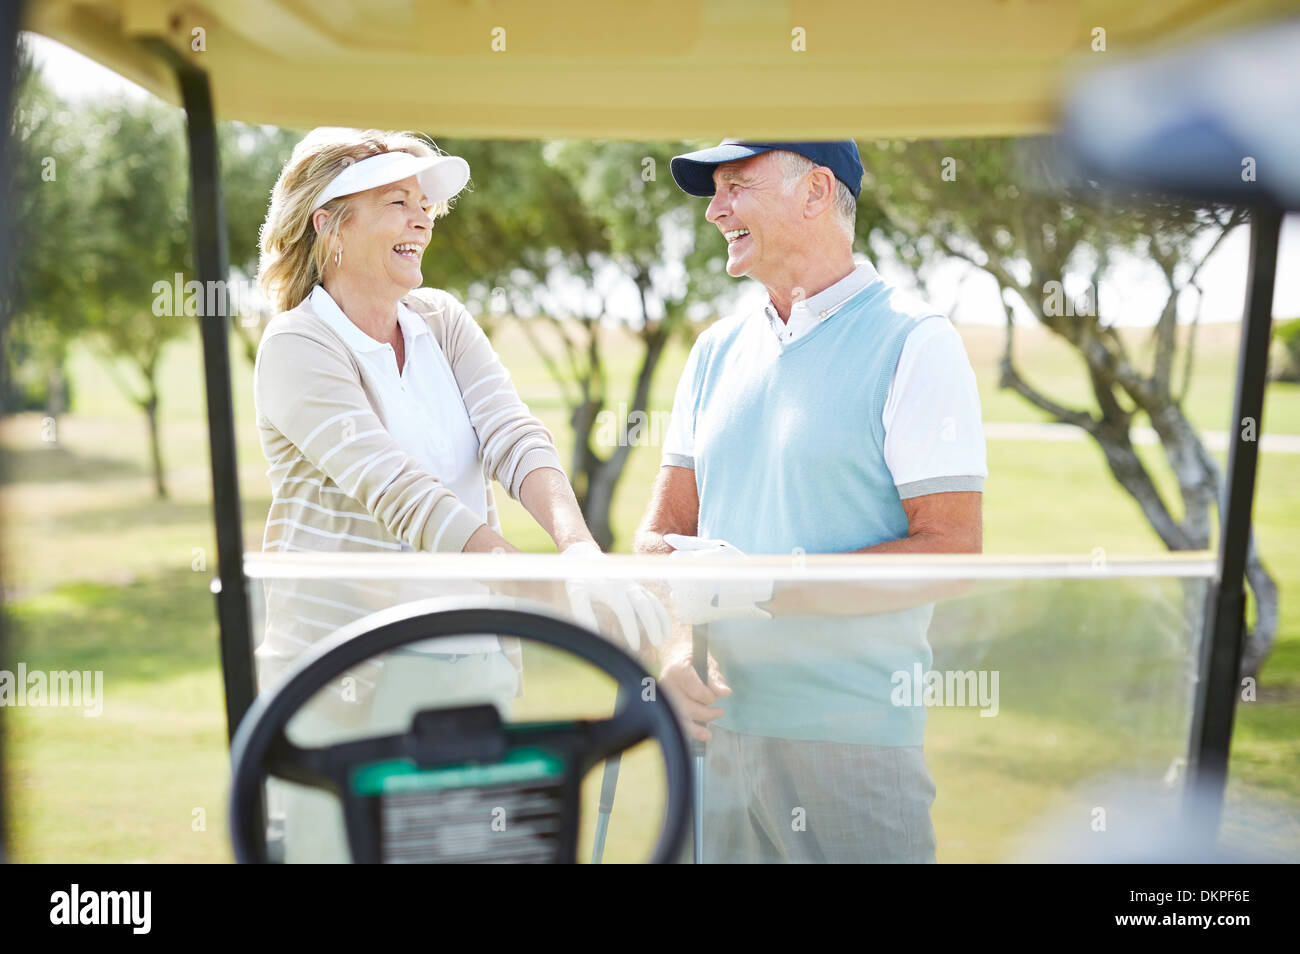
334;173;434;292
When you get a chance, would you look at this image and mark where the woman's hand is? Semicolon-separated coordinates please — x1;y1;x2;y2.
561;541;671;652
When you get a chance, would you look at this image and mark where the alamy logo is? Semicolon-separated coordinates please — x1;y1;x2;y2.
890;664;999;717
0;664;103;717
151;272;262;322
50;884;151;934
593;402;671;448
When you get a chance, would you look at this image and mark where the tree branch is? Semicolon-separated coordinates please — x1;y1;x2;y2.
997;285;1098;431
514;306;576;410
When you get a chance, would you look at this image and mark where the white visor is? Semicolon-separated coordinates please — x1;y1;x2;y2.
315;151;470;210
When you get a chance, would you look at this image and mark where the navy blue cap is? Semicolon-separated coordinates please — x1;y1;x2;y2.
670;140;864;199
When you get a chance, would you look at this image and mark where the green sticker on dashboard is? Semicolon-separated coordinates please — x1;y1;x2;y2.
351;747;564;796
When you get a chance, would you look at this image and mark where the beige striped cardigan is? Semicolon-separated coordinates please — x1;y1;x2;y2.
252;286;563;704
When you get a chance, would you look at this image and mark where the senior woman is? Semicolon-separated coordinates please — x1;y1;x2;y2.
253;128;665;860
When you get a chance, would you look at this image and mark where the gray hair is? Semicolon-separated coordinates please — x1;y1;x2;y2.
772;150;857;240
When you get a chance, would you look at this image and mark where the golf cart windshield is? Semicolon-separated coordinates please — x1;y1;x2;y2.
243;551;1235;863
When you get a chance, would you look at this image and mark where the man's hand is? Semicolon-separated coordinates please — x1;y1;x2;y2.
658;638;731;743
664;534;744;558
662;533;774;624
562;541;671;652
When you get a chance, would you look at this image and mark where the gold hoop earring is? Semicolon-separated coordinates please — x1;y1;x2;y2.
334;245;342;268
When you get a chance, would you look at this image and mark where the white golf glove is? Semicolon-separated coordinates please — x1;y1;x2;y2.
662;534;774;624
561;541;670;652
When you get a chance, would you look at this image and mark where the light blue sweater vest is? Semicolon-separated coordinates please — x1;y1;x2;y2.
682;279;937;745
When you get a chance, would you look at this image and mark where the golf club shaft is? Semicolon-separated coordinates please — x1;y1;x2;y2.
692;624;708;864
590;787;614;863
590;687;629;863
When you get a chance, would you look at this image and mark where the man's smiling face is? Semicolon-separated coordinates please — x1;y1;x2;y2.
705;152;804;282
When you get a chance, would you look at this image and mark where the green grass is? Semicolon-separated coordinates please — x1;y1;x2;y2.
6;571;231;862
2;317;1297;862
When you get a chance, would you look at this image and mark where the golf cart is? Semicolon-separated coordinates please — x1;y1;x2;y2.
4;0;1293;863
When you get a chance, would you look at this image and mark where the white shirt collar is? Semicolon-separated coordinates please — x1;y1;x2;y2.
767;261;879;320
763;261;880;341
307;285;429;355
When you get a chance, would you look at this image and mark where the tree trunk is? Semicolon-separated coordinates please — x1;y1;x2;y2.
1084;399;1277;680
569;397;601;484
571;401;617;551
142;391;168;500
583;460;619;551
568;326;671;551
1242;535;1279;679
1182;423;1278;679
47;362;68;418
1000;304;1279;680
38;363;66;447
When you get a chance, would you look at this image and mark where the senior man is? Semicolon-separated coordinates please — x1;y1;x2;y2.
635;140;987;862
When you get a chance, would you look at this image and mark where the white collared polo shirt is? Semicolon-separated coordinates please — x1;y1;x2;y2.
309;284;488;526
308;284;498;654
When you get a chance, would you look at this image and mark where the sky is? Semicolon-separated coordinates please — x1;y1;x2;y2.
21;32;1300;328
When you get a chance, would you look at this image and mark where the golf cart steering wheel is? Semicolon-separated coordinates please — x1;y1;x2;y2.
229;597;691;864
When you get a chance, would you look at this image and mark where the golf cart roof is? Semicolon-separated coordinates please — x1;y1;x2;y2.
23;0;1292;138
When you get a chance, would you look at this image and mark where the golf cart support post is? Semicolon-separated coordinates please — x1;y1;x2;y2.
153;44;258;745
1185;204;1282;832
0;0;22;867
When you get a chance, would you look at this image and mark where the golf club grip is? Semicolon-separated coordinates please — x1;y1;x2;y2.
692;625;708;682
692;624;708;757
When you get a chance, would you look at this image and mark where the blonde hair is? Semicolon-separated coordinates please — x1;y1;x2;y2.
258;127;459;314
